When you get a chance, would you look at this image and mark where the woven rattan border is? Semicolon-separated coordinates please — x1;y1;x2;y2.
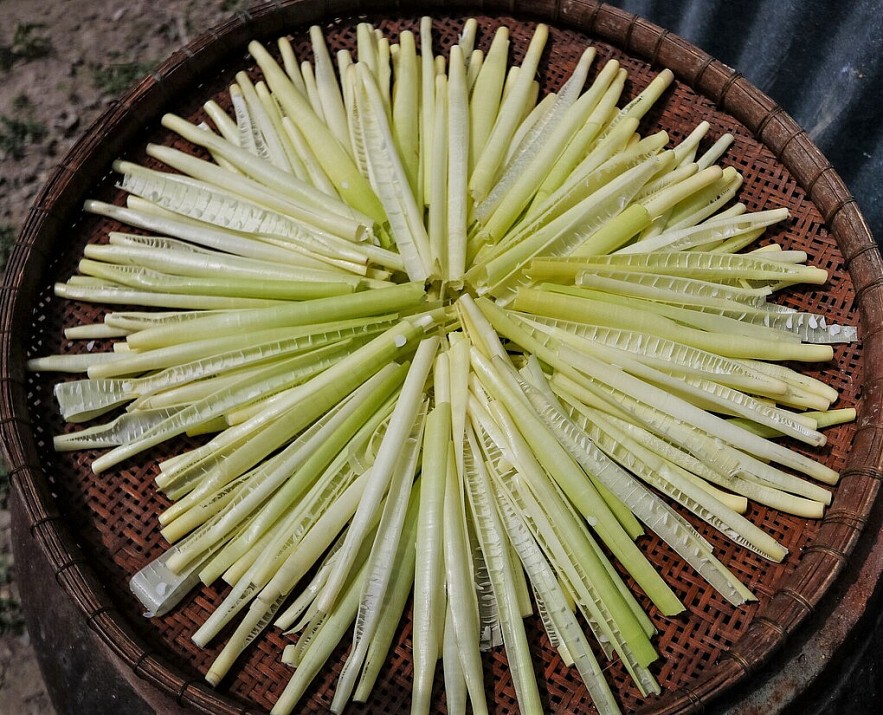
2;1;881;713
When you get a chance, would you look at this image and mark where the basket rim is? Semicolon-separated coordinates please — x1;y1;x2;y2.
2;1;882;713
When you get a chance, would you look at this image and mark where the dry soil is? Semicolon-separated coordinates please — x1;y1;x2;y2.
0;2;248;712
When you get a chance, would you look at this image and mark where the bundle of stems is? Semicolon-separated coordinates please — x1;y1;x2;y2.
30;17;857;715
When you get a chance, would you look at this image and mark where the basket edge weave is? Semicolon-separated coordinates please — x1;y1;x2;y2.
2;1;882;713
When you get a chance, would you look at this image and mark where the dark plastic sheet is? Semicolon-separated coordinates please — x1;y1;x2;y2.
610;0;883;245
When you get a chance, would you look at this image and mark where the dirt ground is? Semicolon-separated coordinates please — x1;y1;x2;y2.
0;2;247;712
2;3;879;714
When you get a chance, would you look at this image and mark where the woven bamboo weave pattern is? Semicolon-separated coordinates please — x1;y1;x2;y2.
2;3;880;714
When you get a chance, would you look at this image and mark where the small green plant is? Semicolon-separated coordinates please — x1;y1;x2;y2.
91;59;157;96
0;115;46;160
0;597;24;636
0;460;20;636
0;22;52;70
0;225;13;271
12;93;31;111
0;555;9;586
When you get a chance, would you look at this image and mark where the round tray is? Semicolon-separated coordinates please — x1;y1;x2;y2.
3;2;882;713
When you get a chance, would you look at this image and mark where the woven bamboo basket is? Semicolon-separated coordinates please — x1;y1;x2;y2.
3;1;882;713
